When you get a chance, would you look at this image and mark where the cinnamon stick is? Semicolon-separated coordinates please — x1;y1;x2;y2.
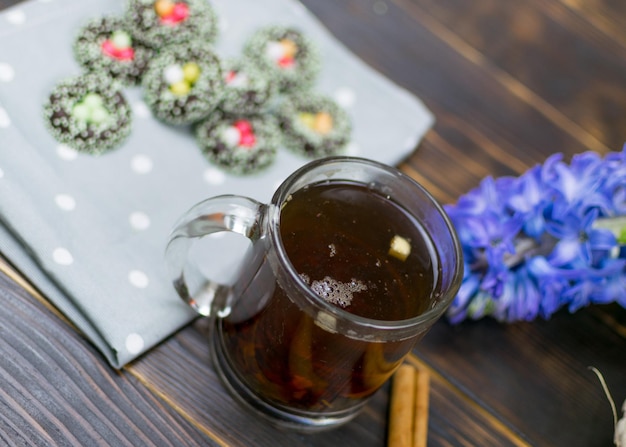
387;364;430;447
413;367;430;447
388;364;416;447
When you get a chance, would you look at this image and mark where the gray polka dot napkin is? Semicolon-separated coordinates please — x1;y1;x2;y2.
0;0;433;368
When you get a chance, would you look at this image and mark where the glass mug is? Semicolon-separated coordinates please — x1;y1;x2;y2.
165;156;463;431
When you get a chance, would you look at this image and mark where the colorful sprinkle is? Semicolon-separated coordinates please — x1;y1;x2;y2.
126;0;218;48
298;111;333;134
111;30;132;49
165;62;201;95
154;0;175;17
169;80;190;95
195;112;280;175
243;26;320;93
163;64;184;84
158;1;190;25
43;72;132;153
182;62;200;83
101;30;135;61
72;93;111;125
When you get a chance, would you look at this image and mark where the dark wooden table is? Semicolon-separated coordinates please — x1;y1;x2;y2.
1;0;625;446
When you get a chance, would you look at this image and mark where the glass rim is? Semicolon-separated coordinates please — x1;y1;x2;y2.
268;156;464;333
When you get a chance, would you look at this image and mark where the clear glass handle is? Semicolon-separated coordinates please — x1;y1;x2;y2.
165;195;265;318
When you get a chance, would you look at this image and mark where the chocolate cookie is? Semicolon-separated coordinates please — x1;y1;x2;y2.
142;40;223;125
43;72;132;154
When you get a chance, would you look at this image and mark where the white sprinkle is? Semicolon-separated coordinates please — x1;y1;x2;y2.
128;270;149;288
131;154;153;174
125;333;145;354
55;194;76;211
0;63;15;82
163;65;184;85
220;126;240;147
0;107;10;128
53;247;74;266
57;144;78;160
203;167;225;185
129;211;151;230
265;41;284;61
334;87;356;108
6;9;26;25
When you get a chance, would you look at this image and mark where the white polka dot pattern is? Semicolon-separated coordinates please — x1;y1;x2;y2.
131;155;153;174
0;107;10;128
56;144;78;160
53;247;74;266
128;270;149;289
334;87;356;108
129;212;151;230
0;63;15;82
203;167;225;185
55;194;76;211
125;333;145;354
132;101;151;118
5;10;26;25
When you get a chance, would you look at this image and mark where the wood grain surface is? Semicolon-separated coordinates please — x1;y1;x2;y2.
1;0;625;446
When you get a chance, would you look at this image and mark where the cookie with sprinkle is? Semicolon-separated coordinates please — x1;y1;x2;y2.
43;72;132;154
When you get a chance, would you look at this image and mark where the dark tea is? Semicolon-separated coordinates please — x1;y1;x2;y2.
217;180;439;414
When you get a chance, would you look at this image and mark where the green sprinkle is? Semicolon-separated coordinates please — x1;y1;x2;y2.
83;93;103;109
111;30;132;49
90;107;110;125
72;103;90;122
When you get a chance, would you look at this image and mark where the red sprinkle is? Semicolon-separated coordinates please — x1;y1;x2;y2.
101;40;135;61
225;70;237;84
234;120;253;135
160;2;189;25
277;56;295;68
239;132;256;147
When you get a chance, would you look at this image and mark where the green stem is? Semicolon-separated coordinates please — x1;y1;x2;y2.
593;216;626;244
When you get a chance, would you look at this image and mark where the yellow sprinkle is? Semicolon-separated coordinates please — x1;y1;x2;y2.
154;0;175;18
314;112;333;134
298;112;316;129
280;38;298;58
169;80;191;96
182;62;201;84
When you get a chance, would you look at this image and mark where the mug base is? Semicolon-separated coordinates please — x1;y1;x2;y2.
209;325;366;433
